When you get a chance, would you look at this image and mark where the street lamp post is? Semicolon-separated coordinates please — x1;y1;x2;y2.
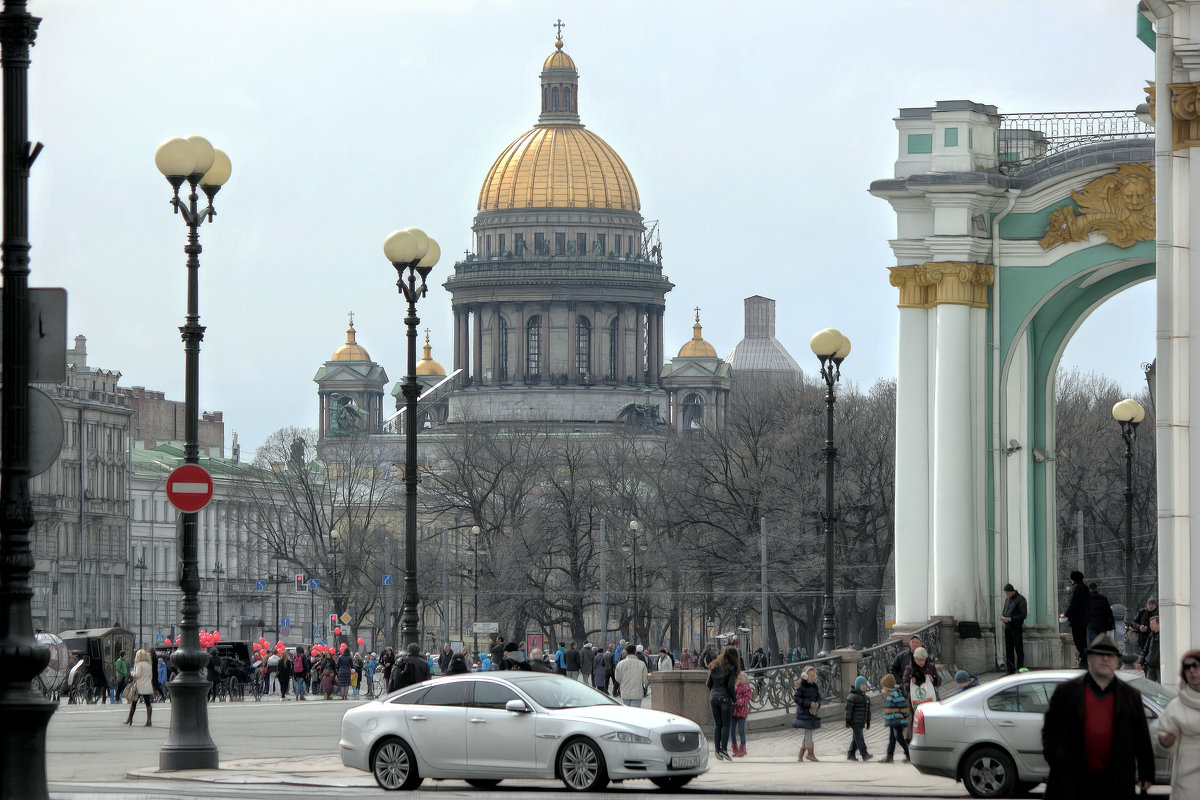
271;550;285;642
384;227;440;649
1112;398;1145;663
154;134;230;771
810;327;851;656
620;519;649;644
134;556;148;649
329;530;341;643
211;563;224;633
470;525;482;654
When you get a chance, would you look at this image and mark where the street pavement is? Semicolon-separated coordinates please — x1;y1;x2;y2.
45;691;1170;798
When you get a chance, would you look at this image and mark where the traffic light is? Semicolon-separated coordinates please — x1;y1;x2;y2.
330;613;338;629
295;574;307;592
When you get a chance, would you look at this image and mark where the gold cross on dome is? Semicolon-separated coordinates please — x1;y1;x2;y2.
694;306;701;323
554;18;565;41
348;311;355;328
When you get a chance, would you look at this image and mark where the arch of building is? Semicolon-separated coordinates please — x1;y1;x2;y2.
873;98;1158;671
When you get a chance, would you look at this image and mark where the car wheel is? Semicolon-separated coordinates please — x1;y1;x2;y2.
371;737;423;791
651;776;694;790
558;737;609;791
961;746;1016;799
465;779;502;788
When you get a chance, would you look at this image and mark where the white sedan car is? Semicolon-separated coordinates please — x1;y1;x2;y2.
340;672;708;791
911;669;1175;798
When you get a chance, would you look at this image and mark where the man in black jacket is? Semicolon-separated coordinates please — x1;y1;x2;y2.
890;635;924;684
1135;616;1161;682
1132;599;1156;652
1000;583;1028;674
579;642;594;685
1063;571;1090;667
1086;582;1116;644
387;643;431;692
1042;634;1153;798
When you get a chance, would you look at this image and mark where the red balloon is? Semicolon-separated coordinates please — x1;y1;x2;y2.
334;627;341;635
357;638;364;646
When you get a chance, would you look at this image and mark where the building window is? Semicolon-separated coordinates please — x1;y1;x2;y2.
576;317;591;376
543;86;548;111
498;317;509;381
564;86;572;110
513;232;524;256
614;234;622;256
485;234;491;257
534;232;546;255
608;317;619;380
576;233;586;255
595;233;605;256
681;393;705;430
555;232;566;255
552;86;560;110
498;233;506;255
526;316;541;378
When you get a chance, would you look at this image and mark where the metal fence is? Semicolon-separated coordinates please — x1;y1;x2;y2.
998;110;1153;175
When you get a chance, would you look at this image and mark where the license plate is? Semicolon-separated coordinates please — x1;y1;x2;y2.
669;756;701;769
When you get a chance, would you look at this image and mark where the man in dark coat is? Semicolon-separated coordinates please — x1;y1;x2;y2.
387;643;431;692
579;642;594;685
1086;582;1116;644
1042;634;1154;799
1063;571;1090;667
1132;599;1156;652
1000;583;1027;674
890;635;924;684
1135;616;1161;682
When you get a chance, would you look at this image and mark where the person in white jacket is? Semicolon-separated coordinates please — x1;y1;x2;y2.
614;644;648;707
1157;648;1200;799
123;649;155;726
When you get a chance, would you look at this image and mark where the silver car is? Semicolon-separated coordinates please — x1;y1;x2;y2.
340;672;708;791
911;669;1175;798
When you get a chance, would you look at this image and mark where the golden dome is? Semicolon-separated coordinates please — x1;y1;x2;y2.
678;309;718;358
478;126;640;212
332;315;371;362
415;330;446;377
544;39;576;70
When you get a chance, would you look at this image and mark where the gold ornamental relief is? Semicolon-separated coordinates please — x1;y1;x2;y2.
1170;82;1200;149
1039;163;1155;251
889;262;993;309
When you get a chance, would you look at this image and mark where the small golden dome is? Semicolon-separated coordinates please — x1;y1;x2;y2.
332;314;371;362
678;308;718;358
415;329;446;377
544;44;576;71
478;126;640;212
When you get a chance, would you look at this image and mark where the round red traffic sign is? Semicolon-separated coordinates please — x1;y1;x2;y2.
166;464;214;513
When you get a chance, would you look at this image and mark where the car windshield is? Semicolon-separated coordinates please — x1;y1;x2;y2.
511;675;619;709
1126;676;1178;707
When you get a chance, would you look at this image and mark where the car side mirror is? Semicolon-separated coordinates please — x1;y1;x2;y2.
505;699;530;713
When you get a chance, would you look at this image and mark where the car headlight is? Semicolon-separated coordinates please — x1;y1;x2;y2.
602;731;651;744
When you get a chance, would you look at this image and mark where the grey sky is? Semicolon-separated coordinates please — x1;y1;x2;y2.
27;0;1153;455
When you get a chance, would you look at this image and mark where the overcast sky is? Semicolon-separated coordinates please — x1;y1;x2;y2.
26;0;1154;456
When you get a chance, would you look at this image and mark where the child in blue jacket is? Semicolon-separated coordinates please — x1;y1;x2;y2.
881;673;911;762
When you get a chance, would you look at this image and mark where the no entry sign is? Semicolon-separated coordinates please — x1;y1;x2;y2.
166;463;214;513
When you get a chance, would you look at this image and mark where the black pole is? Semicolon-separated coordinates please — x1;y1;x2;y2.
819;355;841;655
1120;418;1138;662
159;171;219;772
396;260;427;649
472;542;479;655
0;4;49;796
213;566;222;633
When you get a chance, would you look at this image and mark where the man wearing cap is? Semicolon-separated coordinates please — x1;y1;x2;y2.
1000;583;1027;674
1042;634;1154;798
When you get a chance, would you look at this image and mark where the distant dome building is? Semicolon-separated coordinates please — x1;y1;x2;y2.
661;309;731;432
314;315;388;438
443;34;673;426
725;296;803;395
390;330;451;430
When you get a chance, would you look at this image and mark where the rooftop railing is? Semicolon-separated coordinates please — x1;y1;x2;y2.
998;110;1153;175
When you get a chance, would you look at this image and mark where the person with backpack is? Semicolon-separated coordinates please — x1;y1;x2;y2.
387;643;431;692
293;646;309;701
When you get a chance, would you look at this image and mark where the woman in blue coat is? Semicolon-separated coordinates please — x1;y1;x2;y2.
593;650;608;694
792;666;822;762
336;648;354;700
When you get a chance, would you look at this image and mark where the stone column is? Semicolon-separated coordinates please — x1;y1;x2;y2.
472;305;483;385
593;303;604;381
492;303;502;382
452;308;463;375
616;304;626;382
567;302;577;379
540;304;550;380
515;304;526;382
634;305;646;383
654;307;665;383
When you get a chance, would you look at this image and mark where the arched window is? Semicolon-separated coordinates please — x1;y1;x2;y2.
608;317;619;380
576;317;591;377
552;86;560;110
497;317;509;381
681;393;705;430
564;87;572;111
543;86;549;112
526;315;541;378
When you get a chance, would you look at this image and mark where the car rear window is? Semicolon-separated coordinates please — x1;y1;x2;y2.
419;682;469;706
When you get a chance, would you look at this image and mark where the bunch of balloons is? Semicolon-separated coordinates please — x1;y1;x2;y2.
251;637;288;658
198;629;222;650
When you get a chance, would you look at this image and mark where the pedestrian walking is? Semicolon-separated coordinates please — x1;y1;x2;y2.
444;650;470;675
1087;582;1116;643
657;647;674;673
364;652;377;695
706;645;740;761
207;646;222;702
1155;648;1200;799
580;641;594;684
881;674;910;763
278;650;291;700
336;646;354;699
844;675;872;761
1136;616;1161;682
890;635;924;684
902;646;941;741
1063;570;1091;668
114;651;129;703
122;649;154;727
1131;599;1157;653
267;649;281;695
602;644;617;693
593;647;608;693
792;665;821;762
1042;634;1154;799
615;644;649;707
321;659;337;700
731;670;752;757
1001;582;1027;674
564;641;581;680
679;648;693;670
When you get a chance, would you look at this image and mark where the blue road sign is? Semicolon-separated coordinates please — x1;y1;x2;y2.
255;579;266;591
281;617;290;627
309;579;319;591
382;575;392;586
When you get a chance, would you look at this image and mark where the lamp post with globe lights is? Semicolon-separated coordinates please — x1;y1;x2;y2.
810;328;850;656
384;228;440;649
154;134;231;770
621;520;650;643
1112;397;1145;663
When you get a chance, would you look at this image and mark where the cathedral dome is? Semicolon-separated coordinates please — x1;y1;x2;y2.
678;309;718;357
331;317;371;362
477;36;640;213
415;330;446;377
